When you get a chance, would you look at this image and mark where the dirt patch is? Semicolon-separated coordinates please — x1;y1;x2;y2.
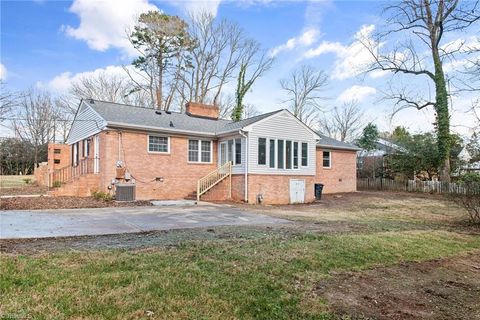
0;196;152;210
315;251;480;320
0;185;48;196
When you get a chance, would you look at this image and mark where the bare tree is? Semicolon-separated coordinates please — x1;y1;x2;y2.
180;13;244;106
70;71;150;107
232;46;273;121
12;89;57;166
361;0;479;182
280;65;328;126
0;81;16;121
319;100;364;142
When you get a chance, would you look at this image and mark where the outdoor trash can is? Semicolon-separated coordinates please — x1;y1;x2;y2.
314;183;324;200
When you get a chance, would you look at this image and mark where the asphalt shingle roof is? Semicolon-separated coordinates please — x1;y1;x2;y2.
85;100;284;135
316;133;361;151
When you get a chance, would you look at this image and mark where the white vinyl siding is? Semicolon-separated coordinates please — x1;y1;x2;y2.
66;102;106;145
247;112;317;175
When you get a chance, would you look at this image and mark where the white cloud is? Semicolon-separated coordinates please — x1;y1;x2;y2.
304;24;378;80
47;65;132;94
270;28;320;57
0;63;7;80
63;0;158;56
337;85;376;103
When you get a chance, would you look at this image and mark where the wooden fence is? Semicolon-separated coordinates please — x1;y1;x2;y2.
357;178;480;195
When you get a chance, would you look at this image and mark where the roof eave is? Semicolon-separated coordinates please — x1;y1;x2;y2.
106;121;217;137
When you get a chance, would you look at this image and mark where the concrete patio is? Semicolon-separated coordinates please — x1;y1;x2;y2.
0;205;290;239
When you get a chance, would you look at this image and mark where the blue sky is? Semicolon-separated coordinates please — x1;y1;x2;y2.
1;0;478;136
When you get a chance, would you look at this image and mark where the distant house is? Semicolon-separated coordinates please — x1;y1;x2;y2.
457;147;480;173
38;100;360;204
356;138;404;178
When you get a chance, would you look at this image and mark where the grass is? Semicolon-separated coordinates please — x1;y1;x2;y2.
1;192;479;319
2;230;480;319
0;175;35;188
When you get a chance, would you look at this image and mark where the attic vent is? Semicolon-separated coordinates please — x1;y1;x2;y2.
169;121;174;127
155;110;162;115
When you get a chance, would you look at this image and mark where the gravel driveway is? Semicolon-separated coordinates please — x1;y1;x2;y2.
0;205;290;239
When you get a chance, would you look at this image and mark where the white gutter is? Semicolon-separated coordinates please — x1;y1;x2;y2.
239;130;249;203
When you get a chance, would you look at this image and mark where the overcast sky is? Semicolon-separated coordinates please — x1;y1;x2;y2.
1;0;478;137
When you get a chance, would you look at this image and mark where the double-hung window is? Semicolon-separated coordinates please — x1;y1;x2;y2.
323;151;331;168
293;142;299;169
188;139;212;163
148;135;169;153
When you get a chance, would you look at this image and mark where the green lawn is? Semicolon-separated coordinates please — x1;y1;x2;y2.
0;175;35;188
1;193;479;319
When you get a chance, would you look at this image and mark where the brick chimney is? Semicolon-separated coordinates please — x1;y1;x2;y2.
185;102;219;119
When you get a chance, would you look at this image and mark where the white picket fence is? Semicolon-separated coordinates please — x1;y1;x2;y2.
357;178;480;195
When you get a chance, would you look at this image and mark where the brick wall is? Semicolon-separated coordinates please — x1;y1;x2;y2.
247;174;316;205
47;143;71;172
315;148;357;194
98;130;219;200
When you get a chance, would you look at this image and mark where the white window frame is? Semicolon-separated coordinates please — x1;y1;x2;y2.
322;150;332;169
188;139;212;164
147;135;170;154
265;138;304;171
220;138;242;166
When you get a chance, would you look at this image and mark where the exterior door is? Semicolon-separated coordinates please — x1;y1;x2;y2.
219;142;227;166
289;179;305;204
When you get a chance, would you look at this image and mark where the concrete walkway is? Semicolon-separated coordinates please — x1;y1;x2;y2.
0;205;290;239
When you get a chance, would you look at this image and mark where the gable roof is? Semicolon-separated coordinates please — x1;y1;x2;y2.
316;133;361;151
70;100;295;140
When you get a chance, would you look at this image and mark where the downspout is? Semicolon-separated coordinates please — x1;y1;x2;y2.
239;130;248;203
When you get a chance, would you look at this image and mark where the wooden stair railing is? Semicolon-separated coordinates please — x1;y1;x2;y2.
49;158;95;187
197;161;232;201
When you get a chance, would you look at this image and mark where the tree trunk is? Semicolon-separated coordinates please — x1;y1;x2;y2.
432;46;451;182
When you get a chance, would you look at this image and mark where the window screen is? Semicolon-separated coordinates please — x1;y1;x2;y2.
277;140;284;169
269;139;275;168
188;140;199;162
323;151;331;168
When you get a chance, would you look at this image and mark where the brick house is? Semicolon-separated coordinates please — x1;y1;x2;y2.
45;99;359;204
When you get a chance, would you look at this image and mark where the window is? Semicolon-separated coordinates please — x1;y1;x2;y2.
258;138;266;165
277;140;284;169
286;140;292;169
188;140;199;162
293;142;298;169
269;139;275;168
323;151;331;168
54;148;61;154
201;141;211;163
148;135;169;153
72;142;79;167
54;159;61;164
301;143;308;166
188;139;212;163
235;139;242;165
